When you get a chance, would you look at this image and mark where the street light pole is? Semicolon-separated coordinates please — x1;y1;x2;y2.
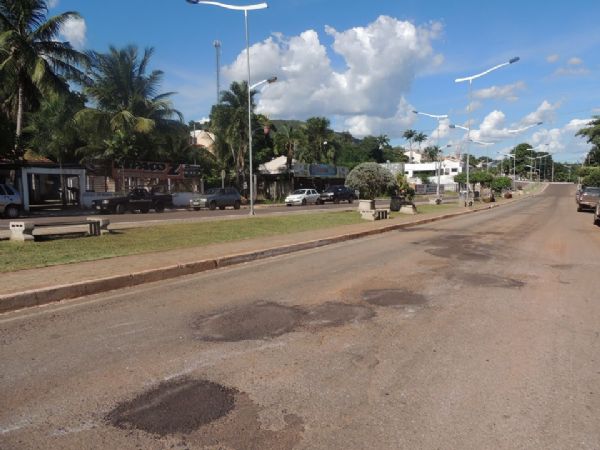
412;110;448;200
454;56;520;206
185;0;268;216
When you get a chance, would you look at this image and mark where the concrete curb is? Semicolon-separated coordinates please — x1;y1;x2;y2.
0;200;519;314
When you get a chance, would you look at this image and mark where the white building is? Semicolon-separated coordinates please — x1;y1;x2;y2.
381;157;464;190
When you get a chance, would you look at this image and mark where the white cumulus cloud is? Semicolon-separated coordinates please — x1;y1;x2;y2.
59;17;86;50
47;0;59;8
473;81;526;102
222;16;443;138
546;54;559;63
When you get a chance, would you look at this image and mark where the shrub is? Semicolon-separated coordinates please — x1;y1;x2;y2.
346;162;397;200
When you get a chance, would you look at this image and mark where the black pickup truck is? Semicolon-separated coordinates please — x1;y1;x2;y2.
92;187;173;214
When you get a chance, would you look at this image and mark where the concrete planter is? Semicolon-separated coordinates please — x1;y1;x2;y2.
358;199;375;212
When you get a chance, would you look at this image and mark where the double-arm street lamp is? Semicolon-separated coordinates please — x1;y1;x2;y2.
412;110;449;200
454;56;520;206
186;0;268;215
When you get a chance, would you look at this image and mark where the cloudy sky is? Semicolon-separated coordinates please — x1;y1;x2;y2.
52;0;599;162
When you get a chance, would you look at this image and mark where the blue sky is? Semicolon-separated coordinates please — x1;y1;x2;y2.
51;0;600;162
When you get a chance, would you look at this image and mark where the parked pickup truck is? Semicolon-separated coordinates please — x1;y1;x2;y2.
92;187;173;214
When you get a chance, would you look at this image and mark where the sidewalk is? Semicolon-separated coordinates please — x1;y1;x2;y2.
0;198;521;313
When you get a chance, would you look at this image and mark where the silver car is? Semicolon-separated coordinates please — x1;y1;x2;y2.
285;189;320;206
0;184;21;218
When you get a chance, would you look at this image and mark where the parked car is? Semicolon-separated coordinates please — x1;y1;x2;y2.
317;185;356;204
594;203;600;226
0;183;22;218
576;186;600;212
285;189;320;206
92;187;173;214
190;187;241;210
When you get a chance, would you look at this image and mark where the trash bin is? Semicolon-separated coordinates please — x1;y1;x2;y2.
390;196;402;211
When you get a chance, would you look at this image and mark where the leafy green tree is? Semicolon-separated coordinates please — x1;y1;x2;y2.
576;116;600;166
24;91;85;163
491;176;512;193
345;162;397;200
0;0;89;159
423;145;440;162
304;116;332;163
77;45;182;164
582;168;600;186
395;173;415;200
413;132;427;157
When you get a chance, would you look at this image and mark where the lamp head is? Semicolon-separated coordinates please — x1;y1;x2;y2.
509;57;520;64
267;76;277;83
412;110;419;114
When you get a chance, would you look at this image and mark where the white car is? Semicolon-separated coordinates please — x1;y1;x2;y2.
285;189;320;206
0;183;21;218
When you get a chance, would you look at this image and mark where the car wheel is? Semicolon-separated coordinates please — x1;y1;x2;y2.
194;207;200;211
316;199;323;205
234;200;241;210
577;205;582;212
155;203;165;213
115;203;126;214
4;205;19;219
348;197;354;204
141;207;150;214
302;198;307;206
219;205;226;210
209;201;217;210
334;198;340;204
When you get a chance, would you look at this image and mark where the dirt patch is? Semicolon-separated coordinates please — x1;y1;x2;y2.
192;302;305;342
303;302;375;327
107;378;236;436
362;289;427;307
192;301;375;342
550;264;574;270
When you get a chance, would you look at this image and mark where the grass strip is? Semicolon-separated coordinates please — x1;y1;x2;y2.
1;211;363;272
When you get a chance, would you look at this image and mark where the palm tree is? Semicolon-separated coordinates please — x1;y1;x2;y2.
413;132;428;159
77;45;182;164
305;117;332;163
403;129;416;162
274;124;305;170
423;145;440;162
209;81;261;188
0;0;88;159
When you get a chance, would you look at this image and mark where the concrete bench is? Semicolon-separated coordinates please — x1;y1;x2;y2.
9;218;110;242
360;208;389;221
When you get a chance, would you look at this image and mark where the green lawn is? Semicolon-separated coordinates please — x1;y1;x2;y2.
1;203;466;272
1;211;364;272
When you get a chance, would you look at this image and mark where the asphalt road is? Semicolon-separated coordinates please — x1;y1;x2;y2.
1;184;599;449
0;201;359;229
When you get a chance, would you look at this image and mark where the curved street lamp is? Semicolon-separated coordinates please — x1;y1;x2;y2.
413;110;449;200
186;0;268;216
454;56;520;206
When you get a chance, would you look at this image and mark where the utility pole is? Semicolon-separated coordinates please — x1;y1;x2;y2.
213;40;221;104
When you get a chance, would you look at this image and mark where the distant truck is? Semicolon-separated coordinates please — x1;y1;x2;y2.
92;187;173;214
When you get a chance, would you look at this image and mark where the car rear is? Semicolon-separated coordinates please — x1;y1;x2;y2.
577;187;600;211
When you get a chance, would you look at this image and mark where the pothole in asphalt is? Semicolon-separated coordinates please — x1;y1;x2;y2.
455;273;525;288
107;378;236;436
420;235;494;261
192;301;375;342
303;302;375;327
192;302;304;342
362;289;427;307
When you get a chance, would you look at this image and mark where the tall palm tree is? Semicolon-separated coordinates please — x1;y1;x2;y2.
210;81;261;188
403;129;416;162
413;132;427;159
77;45;182;163
305;116;332;163
0;0;88;159
274;124;305;170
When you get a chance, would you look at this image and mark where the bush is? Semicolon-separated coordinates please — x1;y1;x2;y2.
345;162;397;200
491;176;512;193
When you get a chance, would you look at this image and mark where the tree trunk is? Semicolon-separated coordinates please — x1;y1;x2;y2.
14;83;24;160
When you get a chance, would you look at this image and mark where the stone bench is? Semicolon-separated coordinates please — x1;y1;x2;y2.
360;208;390;221
9;217;110;242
